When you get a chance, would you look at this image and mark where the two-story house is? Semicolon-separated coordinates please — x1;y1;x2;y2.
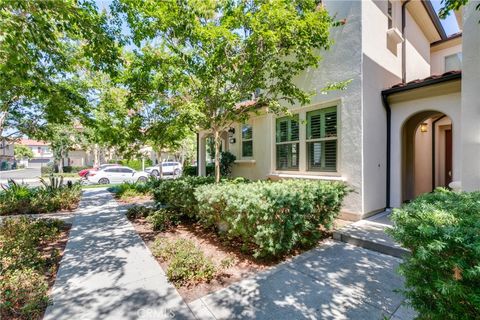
197;0;480;221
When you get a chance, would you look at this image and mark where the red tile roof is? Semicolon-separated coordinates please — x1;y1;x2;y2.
388;70;461;90
18;139;50;146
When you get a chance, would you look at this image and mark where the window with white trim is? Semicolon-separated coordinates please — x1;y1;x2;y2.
387;0;393;29
445;53;462;72
306;107;337;172
276;116;299;170
241;124;253;157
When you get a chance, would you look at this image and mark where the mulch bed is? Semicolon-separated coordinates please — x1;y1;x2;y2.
130;216;351;302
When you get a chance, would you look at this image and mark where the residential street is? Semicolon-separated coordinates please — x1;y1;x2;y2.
0;168;41;180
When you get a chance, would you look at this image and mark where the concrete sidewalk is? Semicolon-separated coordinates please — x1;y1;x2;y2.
189;240;415;320
43;188;194;320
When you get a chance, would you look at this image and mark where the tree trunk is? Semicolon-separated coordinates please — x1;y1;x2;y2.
214;130;221;183
93;144;100;167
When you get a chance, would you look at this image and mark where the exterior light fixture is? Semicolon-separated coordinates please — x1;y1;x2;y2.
420;123;428;133
228;127;235;137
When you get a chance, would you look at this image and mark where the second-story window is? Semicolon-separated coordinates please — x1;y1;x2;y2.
445;53;462;72
241;124;253;157
387;0;393;29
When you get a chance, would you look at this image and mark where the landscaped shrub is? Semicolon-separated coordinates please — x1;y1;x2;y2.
117;158;153;171
195;179;349;258
0;268;49;319
40;165;54;175
110;177;162;200
125;205;153;220
146;209;180;231
151;238;216;286
220;151;236;176
182;164;215;177
387;189;480;320
0;180;82;216
153;176;215;218
62;166;90;173
0;217;65;319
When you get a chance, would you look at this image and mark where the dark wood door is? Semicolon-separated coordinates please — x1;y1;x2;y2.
445;129;452;186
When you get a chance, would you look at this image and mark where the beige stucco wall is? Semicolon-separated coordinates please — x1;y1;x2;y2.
390;89;461;207
460;3;480;192
431;44;462;74
404;10;431;81
413;118;433;196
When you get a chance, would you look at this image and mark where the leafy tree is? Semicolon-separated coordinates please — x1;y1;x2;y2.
14;144;34;159
438;0;479;19
0;0;120;138
115;0;340;182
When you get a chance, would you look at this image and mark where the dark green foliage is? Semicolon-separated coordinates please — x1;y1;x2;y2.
153;176;215;218
61;166;90;173
182;164;215;177
195;179;349;258
0;217;64;319
125;205;153;220
41;165;54;175
220;151;236;177
0;180;82;216
151;238;216;286
146;209;180;231
109;177;162;200
388;189;480;320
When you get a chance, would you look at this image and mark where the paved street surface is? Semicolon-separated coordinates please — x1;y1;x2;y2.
43;189;194;320
189;240;414;320
0;167;40;180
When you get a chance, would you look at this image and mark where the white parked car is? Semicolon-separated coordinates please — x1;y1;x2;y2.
145;161;182;177
87;166;149;184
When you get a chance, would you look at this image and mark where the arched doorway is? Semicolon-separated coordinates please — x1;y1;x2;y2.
402;111;453;202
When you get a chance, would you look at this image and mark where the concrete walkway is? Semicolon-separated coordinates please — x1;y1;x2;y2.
43;188;194;320
189;240;414;320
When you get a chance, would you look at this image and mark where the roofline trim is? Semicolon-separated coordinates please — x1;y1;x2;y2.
422;0;448;40
431;32;462;47
382;72;461;96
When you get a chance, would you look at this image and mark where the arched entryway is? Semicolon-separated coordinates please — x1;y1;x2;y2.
402;110;453;202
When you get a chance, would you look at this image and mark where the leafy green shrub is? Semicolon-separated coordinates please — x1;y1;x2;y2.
40;165;54;175
110;178;161;200
0;180;82;215
0;217;64;319
195;179;348;258
125;205;153;220
62;166;89;173
153;176;215;218
182;164;215;177
151;238;216;286
220;151;236;176
0;268;49;319
146;209;180;231
387;189;480;320
118;158;153;171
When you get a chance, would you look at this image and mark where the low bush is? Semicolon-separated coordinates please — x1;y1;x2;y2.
0;217;64;319
195;179;349;258
146;209;180;231
117;159;153;171
182;164;215;177
110;177;162;200
62;166;90;173
387;189;480;320
125;205;153;220
153;176;215;218
41;165;54;175
0;179;82;216
0;268;49;319
151;238;216;286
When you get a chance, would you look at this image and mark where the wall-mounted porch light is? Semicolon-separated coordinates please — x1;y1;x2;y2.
420;123;428;133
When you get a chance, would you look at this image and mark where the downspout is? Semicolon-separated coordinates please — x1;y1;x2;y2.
402;0;411;83
432;115;446;190
382;92;391;208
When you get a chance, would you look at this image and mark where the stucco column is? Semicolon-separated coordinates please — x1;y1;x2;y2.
460;4;480;191
198;134;207;176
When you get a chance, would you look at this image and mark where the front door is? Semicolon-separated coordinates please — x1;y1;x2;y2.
445;129;452;187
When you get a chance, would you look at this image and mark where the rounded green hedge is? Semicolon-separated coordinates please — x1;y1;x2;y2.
388;188;480;320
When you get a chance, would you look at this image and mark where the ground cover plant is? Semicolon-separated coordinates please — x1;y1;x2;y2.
0;177;82;216
0;217;70;319
388;189;480;320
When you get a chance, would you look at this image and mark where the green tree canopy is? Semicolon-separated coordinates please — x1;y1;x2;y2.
115;0;337;181
14;144;34;159
0;0;120;137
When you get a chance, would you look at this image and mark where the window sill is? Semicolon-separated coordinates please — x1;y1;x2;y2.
234;159;256;165
387;27;403;44
268;173;346;181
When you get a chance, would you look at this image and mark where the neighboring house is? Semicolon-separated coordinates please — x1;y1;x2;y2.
0;138;15;170
17;139;94;167
197;1;480;221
